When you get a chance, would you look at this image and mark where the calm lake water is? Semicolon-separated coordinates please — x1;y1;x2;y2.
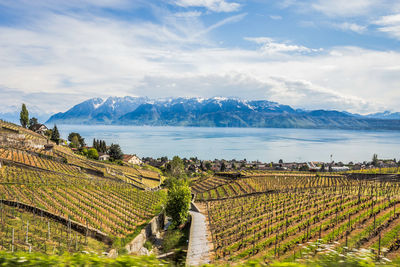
57;125;400;163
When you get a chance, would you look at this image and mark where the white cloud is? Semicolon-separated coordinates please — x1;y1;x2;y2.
333;22;366;33
311;0;379;17
374;14;400;39
196;13;247;36
0;1;399;115
281;0;400;18
174;0;241;12
269;15;282;20
245;37;321;55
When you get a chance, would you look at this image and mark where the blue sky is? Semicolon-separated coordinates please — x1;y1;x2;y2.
0;0;400;116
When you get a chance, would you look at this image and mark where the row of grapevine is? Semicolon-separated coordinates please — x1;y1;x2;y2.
200;175;400;263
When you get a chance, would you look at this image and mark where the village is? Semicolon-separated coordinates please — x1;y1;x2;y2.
142;156;399;173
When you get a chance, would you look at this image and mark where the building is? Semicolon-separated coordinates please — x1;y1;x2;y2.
122;154;142;165
30;124;48;135
99;154;110;161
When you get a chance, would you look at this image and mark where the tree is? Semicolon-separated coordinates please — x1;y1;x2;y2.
20;104;29;128
28;117;38;130
220;162;226;172
167;156;185;178
87;148;99;160
320;163;326;172
108;143;123;160
50;125;60;145
68;132;85;148
82;148;88;156
372;154;379;166
44;129;52;138
101;140;107;153
70;135;79;148
205;162;212;170
299;165;309;172
166;179;191;226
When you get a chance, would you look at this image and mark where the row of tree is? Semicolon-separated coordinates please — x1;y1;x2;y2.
93;139;107;153
20;104;61;145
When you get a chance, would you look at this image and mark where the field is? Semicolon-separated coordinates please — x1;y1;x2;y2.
0;121;166;254
192;172;400;264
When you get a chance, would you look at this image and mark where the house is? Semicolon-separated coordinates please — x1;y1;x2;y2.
99;154;110;161
122;154;142;165
30;124;48;135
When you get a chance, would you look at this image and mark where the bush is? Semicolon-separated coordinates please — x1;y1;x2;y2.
87;148;99;160
144;240;153;251
162;229;184;253
166;179;191;226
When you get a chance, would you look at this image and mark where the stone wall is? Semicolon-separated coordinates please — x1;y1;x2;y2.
125;212;165;254
108;212;165;257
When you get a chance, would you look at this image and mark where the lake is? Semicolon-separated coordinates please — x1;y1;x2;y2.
57;125;400;163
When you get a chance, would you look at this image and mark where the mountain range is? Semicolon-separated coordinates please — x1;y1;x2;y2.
46;96;400;130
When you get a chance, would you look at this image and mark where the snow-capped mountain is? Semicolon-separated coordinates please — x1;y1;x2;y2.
47;96;148;124
46;96;400;130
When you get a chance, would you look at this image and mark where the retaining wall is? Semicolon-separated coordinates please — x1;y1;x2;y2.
125;212;165;254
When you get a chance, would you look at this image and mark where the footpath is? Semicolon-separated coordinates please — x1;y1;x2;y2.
186;203;212;266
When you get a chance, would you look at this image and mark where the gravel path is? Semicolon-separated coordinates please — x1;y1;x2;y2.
186;209;211;266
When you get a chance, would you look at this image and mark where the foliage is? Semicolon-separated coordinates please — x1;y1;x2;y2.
50;124;60;144
162;228;184;253
28;117;38;130
44;129;52;138
220;162;227;172
87;148;99;160
108;143;123;160
299;165;309;171
68;132;85;148
19;103;29;128
144;240;153;251
93;138;107;153
205;162;212;170
372;154;379;166
166;156;185;178
0;250;386;266
81;147;88;156
0;251;166;266
166;179;191;226
70;135;79;148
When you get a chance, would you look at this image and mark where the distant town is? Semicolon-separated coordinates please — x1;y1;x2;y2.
142;155;398;173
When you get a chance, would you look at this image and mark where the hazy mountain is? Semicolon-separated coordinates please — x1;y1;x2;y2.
365;111;400;120
46;97;400;130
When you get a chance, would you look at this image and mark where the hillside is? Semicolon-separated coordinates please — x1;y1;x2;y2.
46;97;400;130
0;120;165;254
191;171;400;263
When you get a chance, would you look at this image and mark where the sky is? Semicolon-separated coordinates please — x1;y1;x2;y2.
0;0;400;117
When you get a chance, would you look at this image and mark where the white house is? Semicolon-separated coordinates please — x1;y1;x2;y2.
122;154;142;165
99;154;110;161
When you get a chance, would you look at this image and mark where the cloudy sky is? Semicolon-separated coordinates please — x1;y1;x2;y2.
0;0;400;116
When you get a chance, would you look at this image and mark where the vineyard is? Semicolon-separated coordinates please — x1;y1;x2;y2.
0;203;107;254
193;173;400;264
0;121;166;254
